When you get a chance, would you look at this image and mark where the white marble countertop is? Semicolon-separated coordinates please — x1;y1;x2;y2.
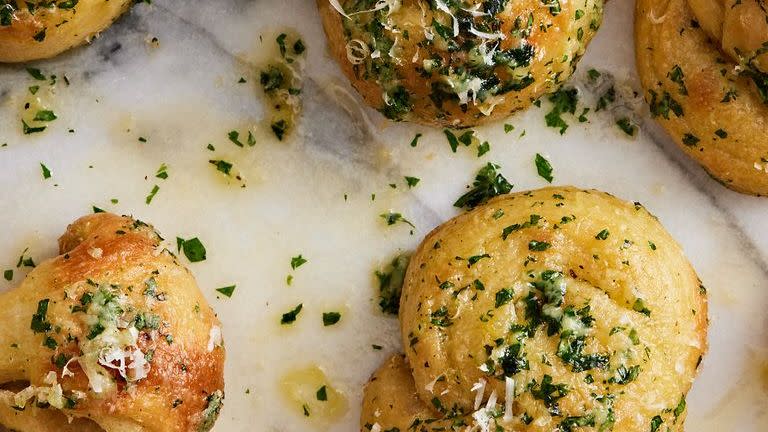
0;1;766;431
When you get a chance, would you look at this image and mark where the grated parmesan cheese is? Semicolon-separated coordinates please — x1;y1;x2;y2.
208;325;223;352
346;39;370;64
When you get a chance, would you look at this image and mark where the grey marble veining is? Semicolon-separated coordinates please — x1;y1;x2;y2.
0;1;766;431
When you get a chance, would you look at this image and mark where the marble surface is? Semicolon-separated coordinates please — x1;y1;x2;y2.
0;1;767;431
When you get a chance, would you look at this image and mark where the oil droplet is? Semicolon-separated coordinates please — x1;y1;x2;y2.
280;365;348;427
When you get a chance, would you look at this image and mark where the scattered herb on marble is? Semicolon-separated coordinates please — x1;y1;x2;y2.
444;129;475;153
380;212;415;228
33;110;57;122
16;248;35;268
22;120;46;135
405;176;420;188
616;117;637;136
40;163;51;179
209;160;233;176
228;130;245;147
155;163;169;180
375;253;411;315
316;385;328;401
545;87;579;134
145;185;160;204
216;285;236;298
535;154;554;182
454;163;513;209
410;133;422;147
291;255;308;270
477;141;490;157
322;312;341;326
26;68;46;81
281;303;303;325
177;237;207;263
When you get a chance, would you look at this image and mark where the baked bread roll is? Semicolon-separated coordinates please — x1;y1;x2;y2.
0;213;225;432
363;187;707;431
317;0;604;128
0;0;132;63
635;0;768;195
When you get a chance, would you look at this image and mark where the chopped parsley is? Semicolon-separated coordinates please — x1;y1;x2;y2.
673;395;686;419
648;90;683;119
177;237;207;262
33;110;57;122
502;214;541;240
228;130;246;147
271;120;287;141
316;385;328;401
281;303;303;324
443;129;475;152
454;163;513;209
545;87;578;134
650;416;663;432
409;133;422;147
290;255;307;270
610;364;640;385
495;288;514;308
26;68;46;81
682;133;700;147
380;212;415;228
405;176;420;188
616;117;638;136
535;154;554;183
477;141;490;157
375;253;410;315
30;299;51;333
528;240;551;251
322;312;341;326
209;159;233;175
215;285;236;298
22;120;46;134
595;229;610;240
155;163;169;179
668;65;688;95
632;298;651;316
145;185;160;204
40;163;51;179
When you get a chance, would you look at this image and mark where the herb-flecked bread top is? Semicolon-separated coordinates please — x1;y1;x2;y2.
318;0;604;127
362;187;708;432
0;213;225;432
635;0;768;196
